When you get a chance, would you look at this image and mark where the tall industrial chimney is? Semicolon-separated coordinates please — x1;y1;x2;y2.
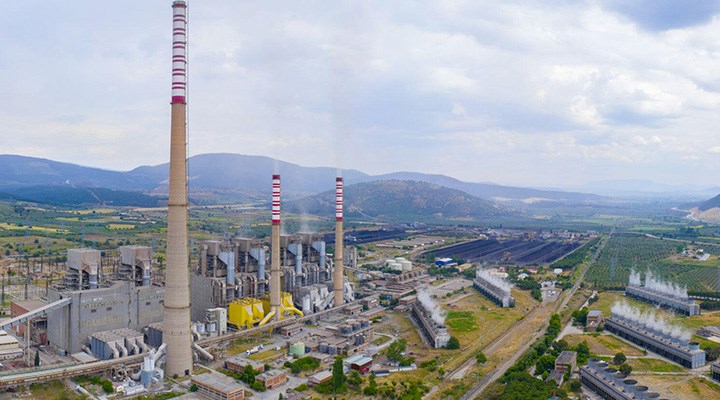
333;177;344;306
270;174;282;320
163;0;193;377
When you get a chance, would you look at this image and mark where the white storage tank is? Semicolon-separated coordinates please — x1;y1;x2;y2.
401;261;412;271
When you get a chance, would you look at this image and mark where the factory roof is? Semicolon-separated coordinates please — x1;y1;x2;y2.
192;372;246;394
556;351;577;365
257;369;286;379
351;356;373;367
11;300;47;313
0;336;19;346
71;352;98;364
308;370;333;384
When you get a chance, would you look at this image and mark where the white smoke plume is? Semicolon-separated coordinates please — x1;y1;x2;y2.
476;268;512;294
611;301;692;343
417;288;446;325
628;269;688;299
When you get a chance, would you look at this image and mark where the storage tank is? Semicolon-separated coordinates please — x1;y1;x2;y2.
290;342;305;357
401;261;412;271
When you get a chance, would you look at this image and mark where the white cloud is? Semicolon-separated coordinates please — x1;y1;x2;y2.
0;0;720;186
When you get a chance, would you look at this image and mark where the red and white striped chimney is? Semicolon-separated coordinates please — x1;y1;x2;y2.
270;174;282;320
170;1;187;104
333;177;344;306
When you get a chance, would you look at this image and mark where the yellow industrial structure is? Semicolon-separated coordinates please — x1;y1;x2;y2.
227;292;303;329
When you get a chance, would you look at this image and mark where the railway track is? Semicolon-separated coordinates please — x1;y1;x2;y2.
457;233;612;399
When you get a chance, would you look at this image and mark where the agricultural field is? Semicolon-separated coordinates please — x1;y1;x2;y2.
585;234;720;291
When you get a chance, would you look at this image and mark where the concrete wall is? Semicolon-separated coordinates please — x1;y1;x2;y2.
47;281;164;355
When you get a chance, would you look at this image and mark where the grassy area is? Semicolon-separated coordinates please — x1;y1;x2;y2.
29;380;85;400
247;348;284;362
626;357;686;373
445;311;477;332
372;335;392;346
639;375;720;400
224;338;267;356
563;333;645;357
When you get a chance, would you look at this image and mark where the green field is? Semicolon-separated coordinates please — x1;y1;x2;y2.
445;311;477;332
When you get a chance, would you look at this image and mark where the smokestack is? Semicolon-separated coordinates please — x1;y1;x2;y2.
163;0;193;377
333;177;344;306
270;174;282;320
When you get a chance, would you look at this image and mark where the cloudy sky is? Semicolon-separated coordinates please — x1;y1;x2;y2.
2;0;720;188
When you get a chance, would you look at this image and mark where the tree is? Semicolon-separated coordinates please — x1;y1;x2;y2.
446;336;460;350
34;350;40;367
190;384;198;392
619;363;632;375
575;341;590;364
572;307;589;325
569;379;582;392
347;370;363;390
554;339;569;353
363;375;378;396
332;357;346;392
475;351;487;365
387;339;407;362
535;354;556;375
613;352;626;365
705;345;720;361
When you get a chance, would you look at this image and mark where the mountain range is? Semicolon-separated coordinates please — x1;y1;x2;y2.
0;153;601;203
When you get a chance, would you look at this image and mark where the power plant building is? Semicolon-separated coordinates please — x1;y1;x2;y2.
410;302;450;348
581;358;665;400
47;278;165;356
625;285;700;316
605;316;705;369
712;361;720;382
473;272;515;308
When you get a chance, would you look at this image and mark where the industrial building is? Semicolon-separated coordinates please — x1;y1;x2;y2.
191;372;245;400
255;369;287;390
712;361;720;382
192;233;343;322
605;316;705;369
473;269;515;308
625;286;700;316
10;300;48;345
45;246;166;356
0;331;23;360
410;302;450;348
581;358;665;400
190;175;353;331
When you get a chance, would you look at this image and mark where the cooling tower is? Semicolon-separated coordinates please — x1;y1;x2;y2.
270;174;282;320
163;0;193;377
333;177;344;306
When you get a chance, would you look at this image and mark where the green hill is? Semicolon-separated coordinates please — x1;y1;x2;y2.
287;180;507;222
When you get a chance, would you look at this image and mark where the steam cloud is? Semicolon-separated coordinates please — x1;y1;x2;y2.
476;268;513;294
417;288;446;325
611;301;692;343
628;269;688;299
